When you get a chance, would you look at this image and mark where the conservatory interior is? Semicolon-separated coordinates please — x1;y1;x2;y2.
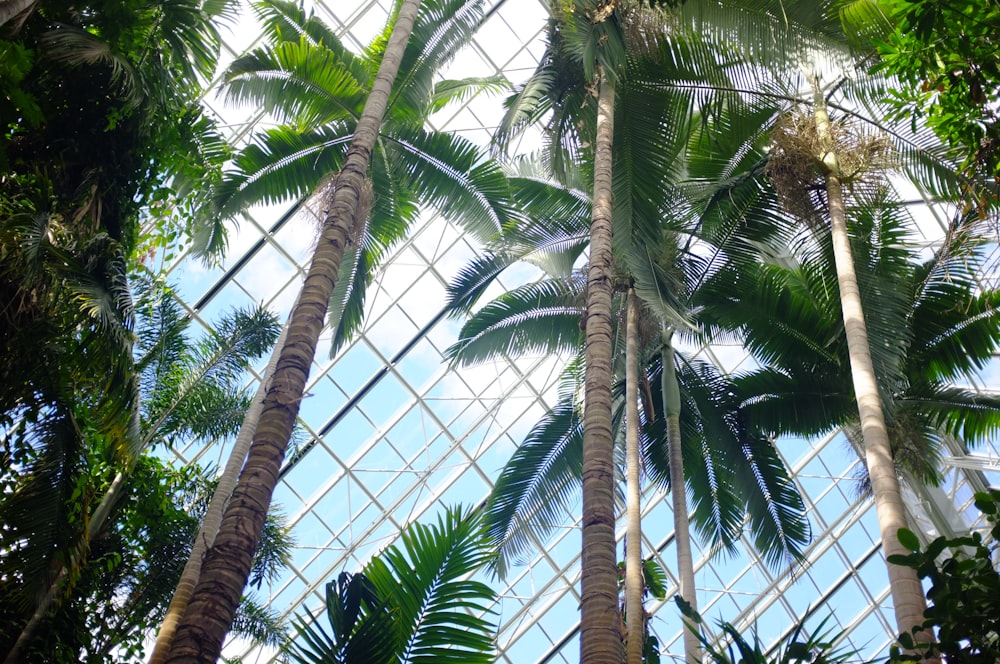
1;0;998;663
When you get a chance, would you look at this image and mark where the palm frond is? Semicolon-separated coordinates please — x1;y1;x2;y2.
907;230;1000;384
428;75;509;115
445;275;585;367
388;0;491;123
224;40;367;127
213;125;351;219
141;304;279;448
444;176;590;316
368;506;497;663
486;393;584;579
735;429;811;568
0;405;84;612
40;26;141;106
252;0;346;52
155;0;231;82
734;367;855;438
387;127;515;241
904;385;1000;447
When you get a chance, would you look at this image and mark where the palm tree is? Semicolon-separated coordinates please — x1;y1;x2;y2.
698;175;1000;644
488;4;880;658
810;82;928;639
639;4;984;638
206;0;512;350
149;313;292;664
164;0;515;659
493;4;698;658
624;287;645;664
286;505;497;664
444;175;810;664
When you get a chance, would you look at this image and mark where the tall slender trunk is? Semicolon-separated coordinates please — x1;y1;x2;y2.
580;72;622;664
811;77;928;644
624;289;643;664
163;3;422;660
148;321;291;664
661;331;700;664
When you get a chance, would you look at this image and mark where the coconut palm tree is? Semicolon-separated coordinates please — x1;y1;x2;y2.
149;313;292;664
624;287;645;664
488;3;886;658
163;0;516;659
636;3;985;638
285;505;497;664
809;84;927;640
492;4;713;658
205;0;513;352
705;202;1000;480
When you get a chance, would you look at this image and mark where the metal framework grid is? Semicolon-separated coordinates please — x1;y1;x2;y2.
160;1;1000;661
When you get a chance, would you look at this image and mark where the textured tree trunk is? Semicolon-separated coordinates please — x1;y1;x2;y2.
661;331;701;664
0;0;36;32
163;2;422;660
811;77;928;645
148;322;291;664
580;72;623;664
624;289;643;664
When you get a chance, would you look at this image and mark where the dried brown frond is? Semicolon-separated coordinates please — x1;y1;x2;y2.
766;108;897;228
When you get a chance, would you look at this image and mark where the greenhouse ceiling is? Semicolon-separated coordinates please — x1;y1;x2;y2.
2;0;998;662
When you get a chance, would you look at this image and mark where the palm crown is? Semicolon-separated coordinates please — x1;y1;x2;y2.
211;0;516;354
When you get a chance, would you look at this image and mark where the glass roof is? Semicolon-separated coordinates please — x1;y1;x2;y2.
158;1;1000;661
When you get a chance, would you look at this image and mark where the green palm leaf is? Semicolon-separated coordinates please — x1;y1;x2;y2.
485;391;585;579
252;0;348;52
289;506;497;663
445;275;586;366
428;75;509;114
214;125;351;218
388;0;493;124
386;126;514;240
643;354;810;564
224;40;367;126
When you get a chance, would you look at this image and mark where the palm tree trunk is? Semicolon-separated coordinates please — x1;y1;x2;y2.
624;289;643;664
580;72;623;664
811;77;928;645
148;321;291;664
163;2;423;661
661;331;701;664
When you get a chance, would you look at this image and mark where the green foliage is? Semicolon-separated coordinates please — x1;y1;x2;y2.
618;557;669;664
875;0;1000;184
0;456;293;663
0;0;234;259
286;505;498;664
700;197;1000;487
676;597;859;664
0;277;285;662
446;175;809;577
888;489;1000;663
